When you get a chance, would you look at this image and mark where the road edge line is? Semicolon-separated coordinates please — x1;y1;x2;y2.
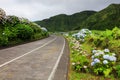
48;37;65;80
0;37;57;68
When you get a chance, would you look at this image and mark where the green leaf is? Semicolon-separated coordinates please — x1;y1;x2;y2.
103;68;111;77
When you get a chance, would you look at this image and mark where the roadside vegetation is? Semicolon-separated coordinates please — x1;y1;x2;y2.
0;8;49;47
65;27;120;80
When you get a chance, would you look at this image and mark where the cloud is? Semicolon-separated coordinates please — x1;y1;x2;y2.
0;0;120;21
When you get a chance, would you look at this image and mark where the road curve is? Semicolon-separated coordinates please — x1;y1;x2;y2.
0;35;69;80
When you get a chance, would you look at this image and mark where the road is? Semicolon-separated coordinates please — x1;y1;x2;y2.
0;35;69;80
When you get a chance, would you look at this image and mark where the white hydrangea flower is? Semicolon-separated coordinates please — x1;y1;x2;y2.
81;29;87;34
41;27;47;31
72;62;75;66
92;50;97;54
2;32;5;35
91;55;94;59
94;53;101;57
104;49;110;53
112;53;116;56
64;33;68;36
103;60;108;64
80;39;84;42
98;51;104;55
91;62;95;66
83;66;87;69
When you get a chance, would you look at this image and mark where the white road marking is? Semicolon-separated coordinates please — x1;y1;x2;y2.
0;37;57;68
48;37;65;80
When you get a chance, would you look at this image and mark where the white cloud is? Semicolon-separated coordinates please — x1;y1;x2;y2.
0;0;120;21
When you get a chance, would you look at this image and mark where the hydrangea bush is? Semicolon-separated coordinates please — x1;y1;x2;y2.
66;35;90;72
72;29;91;42
91;49;117;77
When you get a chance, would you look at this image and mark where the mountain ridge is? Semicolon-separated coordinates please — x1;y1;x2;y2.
79;3;120;30
35;11;96;32
35;3;120;32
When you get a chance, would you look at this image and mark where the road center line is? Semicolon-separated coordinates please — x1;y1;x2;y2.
48;37;65;80
0;37;57;68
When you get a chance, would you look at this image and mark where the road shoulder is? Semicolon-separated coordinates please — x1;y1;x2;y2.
53;38;70;80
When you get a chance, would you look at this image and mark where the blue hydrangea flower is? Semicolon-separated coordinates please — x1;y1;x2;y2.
103;54;117;61
103;54;110;59
94;58;100;63
108;56;116;61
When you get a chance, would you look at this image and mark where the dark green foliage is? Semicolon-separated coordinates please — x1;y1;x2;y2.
3;27;18;41
0;36;8;46
15;24;34;40
0;15;49;47
35;11;96;32
80;4;120;30
115;65;120;78
28;22;42;33
5;16;21;27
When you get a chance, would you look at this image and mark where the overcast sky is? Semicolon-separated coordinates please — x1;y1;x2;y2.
0;0;120;21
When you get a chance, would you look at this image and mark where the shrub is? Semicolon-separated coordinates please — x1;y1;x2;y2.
0;9;49;47
100;30;113;40
0;36;8;46
72;55;89;72
26;22;42;33
115;65;120;78
16;24;34;40
3;27;18;41
72;29;91;42
112;27;120;39
5;15;21;27
91;49;117;77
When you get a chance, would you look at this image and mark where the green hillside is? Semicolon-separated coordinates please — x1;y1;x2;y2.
80;4;120;30
35;11;96;32
35;3;120;32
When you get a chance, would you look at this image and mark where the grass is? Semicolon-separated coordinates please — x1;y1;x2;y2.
69;70;118;80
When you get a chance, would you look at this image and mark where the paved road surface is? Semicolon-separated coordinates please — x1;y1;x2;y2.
0;35;69;80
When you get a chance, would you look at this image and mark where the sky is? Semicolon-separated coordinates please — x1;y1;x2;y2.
0;0;120;21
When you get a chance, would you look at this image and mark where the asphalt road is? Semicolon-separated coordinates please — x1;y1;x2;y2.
0;35;69;80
